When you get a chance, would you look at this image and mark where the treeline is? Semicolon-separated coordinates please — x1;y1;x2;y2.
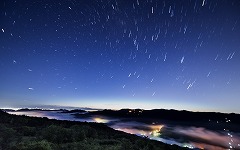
0;110;186;150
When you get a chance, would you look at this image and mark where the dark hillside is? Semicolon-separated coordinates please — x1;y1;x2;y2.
0;110;187;150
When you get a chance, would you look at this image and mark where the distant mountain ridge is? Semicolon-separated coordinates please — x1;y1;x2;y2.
84;108;240;123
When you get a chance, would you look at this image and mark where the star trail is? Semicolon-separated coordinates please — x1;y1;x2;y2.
0;0;240;113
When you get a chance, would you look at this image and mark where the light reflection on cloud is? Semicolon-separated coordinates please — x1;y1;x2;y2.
93;117;109;123
191;142;226;150
8;111;77;120
111;122;165;139
174;126;240;149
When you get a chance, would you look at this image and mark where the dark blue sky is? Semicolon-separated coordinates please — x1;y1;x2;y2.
1;0;240;113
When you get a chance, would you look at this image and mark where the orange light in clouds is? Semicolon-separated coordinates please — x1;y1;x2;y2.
149;125;164;131
149;125;164;137
93;117;108;123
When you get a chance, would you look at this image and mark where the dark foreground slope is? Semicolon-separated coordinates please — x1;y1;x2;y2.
0;110;187;150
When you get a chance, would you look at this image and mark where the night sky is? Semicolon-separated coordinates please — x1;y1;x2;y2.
1;0;240;113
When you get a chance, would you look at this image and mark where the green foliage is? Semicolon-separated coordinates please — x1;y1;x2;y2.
120;138;133;150
41;125;73;144
70;125;86;141
19;126;37;136
81;125;98;138
0;124;17;149
11;140;52;150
